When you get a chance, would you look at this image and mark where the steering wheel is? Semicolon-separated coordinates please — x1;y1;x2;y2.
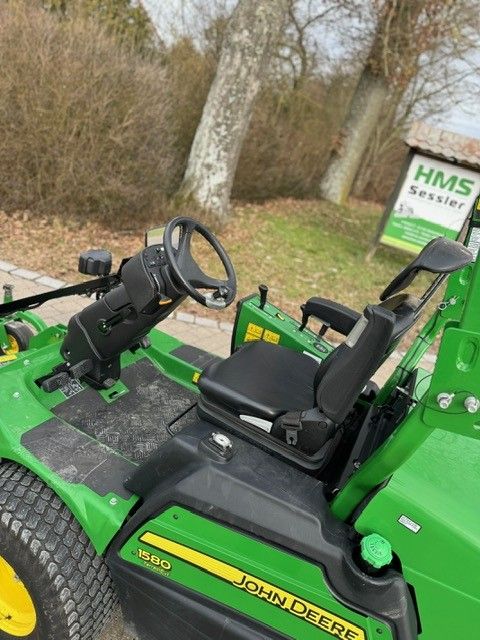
163;217;237;309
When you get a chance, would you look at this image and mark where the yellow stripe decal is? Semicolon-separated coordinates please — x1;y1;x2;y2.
139;532;366;640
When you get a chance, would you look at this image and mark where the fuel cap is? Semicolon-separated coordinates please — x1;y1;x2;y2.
360;534;393;570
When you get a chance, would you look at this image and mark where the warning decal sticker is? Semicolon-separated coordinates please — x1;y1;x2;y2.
244;323;280;345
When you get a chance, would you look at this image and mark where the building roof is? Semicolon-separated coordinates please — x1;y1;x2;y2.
406;120;480;169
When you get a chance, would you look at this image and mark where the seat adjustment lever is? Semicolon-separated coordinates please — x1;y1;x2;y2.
275;408;335;448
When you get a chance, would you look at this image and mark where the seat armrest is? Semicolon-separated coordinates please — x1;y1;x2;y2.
300;297;361;336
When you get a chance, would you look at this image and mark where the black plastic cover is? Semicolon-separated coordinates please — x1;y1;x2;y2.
111;564;290;640
315;305;395;424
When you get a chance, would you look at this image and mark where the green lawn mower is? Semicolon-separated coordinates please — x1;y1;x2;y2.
0;205;479;640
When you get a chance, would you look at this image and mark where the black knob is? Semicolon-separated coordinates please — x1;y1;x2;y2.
213;285;229;300
78;250;112;276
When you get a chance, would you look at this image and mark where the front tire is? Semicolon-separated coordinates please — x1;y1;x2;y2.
2;322;35;354
0;463;117;639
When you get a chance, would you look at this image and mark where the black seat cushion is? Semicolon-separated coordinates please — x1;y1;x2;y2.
198;341;320;421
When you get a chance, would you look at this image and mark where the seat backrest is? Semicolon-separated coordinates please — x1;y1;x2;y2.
307;239;471;426
314;305;395;424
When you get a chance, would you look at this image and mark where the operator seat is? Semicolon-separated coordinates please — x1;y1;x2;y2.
199;339;319;423
198;295;418;431
198;237;472;470
199;304;396;469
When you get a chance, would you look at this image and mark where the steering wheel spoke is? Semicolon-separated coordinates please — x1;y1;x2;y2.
177;251;217;289
176;227;192;261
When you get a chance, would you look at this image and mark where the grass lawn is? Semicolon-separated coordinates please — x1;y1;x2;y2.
0;198;422;322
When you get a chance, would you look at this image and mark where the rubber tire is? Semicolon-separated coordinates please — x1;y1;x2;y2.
0;462;117;640
4;322;34;352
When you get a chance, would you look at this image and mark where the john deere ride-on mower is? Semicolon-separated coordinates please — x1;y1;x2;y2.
1;203;480;640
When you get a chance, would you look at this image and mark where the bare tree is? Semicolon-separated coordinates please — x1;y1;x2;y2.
176;0;288;220
273;0;364;88
318;0;433;205
279;0;337;87
353;2;480;199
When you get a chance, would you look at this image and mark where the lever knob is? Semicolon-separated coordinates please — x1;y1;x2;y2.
259;284;268;310
79;250;112;276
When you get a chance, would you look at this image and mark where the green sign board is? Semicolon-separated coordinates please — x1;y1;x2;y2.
381;152;480;254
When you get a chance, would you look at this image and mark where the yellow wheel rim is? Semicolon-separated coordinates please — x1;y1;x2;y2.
4;335;20;355
0;555;36;637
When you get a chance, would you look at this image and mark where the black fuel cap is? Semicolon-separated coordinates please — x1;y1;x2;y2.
78;249;112;276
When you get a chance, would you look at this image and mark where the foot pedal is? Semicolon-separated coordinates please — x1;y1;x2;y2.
40;359;92;393
69;359;93;379
41;372;70;393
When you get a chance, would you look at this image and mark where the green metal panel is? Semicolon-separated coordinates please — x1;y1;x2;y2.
340;199;480;636
120;507;393;640
334;199;480;519
422;252;480;439
332;401;434;522
233;294;334;361
355;427;480;639
0;322;9;352
147;328;204;391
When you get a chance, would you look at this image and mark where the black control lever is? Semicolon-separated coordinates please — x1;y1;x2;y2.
259;284;268;310
299;304;307;331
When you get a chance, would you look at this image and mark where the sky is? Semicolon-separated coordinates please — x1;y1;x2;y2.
143;0;480;140
439;49;480;138
442;110;480;140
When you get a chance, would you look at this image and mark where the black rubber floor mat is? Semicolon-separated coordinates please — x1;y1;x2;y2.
21;418;133;499
54;358;197;463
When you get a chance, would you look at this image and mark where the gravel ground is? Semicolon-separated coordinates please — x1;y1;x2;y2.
100;610;134;640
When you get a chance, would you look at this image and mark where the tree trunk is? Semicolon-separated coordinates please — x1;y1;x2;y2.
352;98;399;197
177;0;287;220
319;0;426;206
319;70;388;205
